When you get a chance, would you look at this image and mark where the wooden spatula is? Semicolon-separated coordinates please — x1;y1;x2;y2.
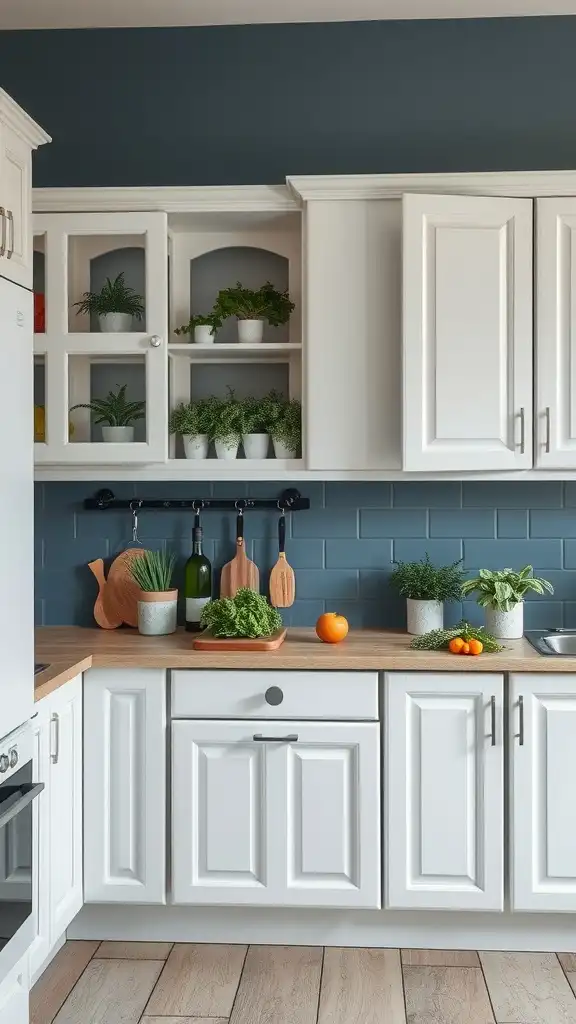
269;513;295;608
220;512;259;597
88;558;122;629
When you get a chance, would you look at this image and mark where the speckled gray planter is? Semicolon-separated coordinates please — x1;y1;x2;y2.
137;590;178;635
485;603;524;639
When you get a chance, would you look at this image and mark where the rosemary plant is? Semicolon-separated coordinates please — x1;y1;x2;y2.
130;550;176;592
390;555;465;602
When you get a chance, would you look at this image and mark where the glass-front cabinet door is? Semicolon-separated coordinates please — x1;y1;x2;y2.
33;211;168;464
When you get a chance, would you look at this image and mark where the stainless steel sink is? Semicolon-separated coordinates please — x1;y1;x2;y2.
525;631;576;656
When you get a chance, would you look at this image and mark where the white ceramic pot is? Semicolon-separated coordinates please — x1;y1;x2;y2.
137;590;178;636
485;602;524;639
242;433;269;459
273;438;297;459
215;438;239;460
194;325;214;345
238;318;263;344
98;312;133;332
101;425;134;443
406;598;444;636
183;433;209;459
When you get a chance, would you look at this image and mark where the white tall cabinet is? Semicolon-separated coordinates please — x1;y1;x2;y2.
385;672;504;911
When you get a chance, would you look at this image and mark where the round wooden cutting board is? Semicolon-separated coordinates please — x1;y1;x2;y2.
105;548;148;628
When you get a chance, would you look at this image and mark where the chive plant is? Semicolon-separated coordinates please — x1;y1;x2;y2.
130;550;176;592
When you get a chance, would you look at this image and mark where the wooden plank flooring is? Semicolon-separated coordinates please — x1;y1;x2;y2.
30;941;576;1024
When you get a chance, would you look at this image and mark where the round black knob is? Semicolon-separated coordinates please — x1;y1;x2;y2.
0;754;9;774
8;748;18;768
265;686;284;706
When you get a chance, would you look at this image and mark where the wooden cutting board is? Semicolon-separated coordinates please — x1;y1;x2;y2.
220;514;259;597
87;558;123;629
105;547;148;628
269;513;295;608
193;628;287;651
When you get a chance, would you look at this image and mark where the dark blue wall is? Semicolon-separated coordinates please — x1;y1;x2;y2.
2;17;576;186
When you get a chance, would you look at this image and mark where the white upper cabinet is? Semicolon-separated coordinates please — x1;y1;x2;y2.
402;193;533;471
510;674;576;912
536;198;576;468
385;672;504;911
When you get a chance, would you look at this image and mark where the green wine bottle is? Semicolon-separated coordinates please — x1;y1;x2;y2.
184;525;212;632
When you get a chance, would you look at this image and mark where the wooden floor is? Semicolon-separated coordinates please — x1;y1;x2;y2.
30;941;576;1024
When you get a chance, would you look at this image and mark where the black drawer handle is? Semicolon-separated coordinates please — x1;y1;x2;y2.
253;734;298;743
265;686;284;706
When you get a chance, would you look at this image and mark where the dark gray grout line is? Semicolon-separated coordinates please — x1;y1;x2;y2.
314;946;325;1024
398;949;408;1024
226;942;250;1024
46;941;103;1024
555;951;576;1004
477;951;499;1024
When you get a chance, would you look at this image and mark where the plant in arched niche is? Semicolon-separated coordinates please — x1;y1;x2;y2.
215;281;294;344
74;272;145;333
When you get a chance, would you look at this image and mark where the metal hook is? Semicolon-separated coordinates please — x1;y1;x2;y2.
129;499;143;544
235;499;247;514
277;499;285;512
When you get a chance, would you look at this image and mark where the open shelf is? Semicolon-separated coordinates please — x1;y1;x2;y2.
168;342;302;361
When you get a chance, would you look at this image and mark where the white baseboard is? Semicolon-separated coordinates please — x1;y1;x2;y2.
68;905;576;952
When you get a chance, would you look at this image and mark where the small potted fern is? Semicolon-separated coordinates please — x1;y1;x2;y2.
461;566;554;639
130;549;177;635
174;312;223;345
73;273;145;333
215;280;294;344
70;384;145;442
169;399;211;459
390;555;465;635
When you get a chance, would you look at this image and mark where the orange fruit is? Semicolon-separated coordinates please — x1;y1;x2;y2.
468;639;483;656
316;612;349;644
460;642;470;655
448;637;465;654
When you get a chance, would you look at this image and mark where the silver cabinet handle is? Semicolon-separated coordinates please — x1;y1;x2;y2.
518;696;524;746
6;210;13;259
518;407;526;454
0;207;5;258
149;335;162;347
50;712;60;764
544;407;551;454
490;695;496;746
253;733;298;743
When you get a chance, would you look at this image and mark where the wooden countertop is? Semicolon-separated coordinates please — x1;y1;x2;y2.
33;625;572;700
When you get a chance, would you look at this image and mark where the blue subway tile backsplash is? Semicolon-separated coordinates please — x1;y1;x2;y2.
34;481;576;629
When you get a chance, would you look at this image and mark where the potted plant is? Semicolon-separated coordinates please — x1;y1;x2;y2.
169;399;211;459
174;312;223;345
130;549;178;636
390;555;465;636
239;395;271;459
267;395;301;459
461;566;554;639
215;280;294;344
73;273;145;333
70;384;145;442
206;390;242;460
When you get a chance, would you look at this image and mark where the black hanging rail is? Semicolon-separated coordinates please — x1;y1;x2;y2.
84;487;310;512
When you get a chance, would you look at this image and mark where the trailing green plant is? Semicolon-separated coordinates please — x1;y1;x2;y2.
215;281;294;326
461;566;554;611
169;399;212;436
70;384;145;427
390;554;465;602
130;549;176;593
174;312;223;337
200;587;283;638
410;621;504;653
268;397;302;453
73;273;145;319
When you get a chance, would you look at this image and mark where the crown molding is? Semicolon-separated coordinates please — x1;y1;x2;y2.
0;89;51;149
32;184;299;213
287;170;576;200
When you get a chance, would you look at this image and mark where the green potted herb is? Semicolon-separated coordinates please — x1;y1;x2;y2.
70;384;145;442
130;550;177;636
268;396;302;459
390;555;465;636
174;312;223;345
239;395;273;459
461;566;554;639
73;273;145;333
215;280;294;344
203;390;242;460
169;399;212;459
201;587;283;638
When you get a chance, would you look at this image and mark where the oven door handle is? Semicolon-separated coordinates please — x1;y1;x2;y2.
0;782;44;830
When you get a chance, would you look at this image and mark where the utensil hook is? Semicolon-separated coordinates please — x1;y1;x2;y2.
130;500;143;544
235;499;247;516
192;498;205;529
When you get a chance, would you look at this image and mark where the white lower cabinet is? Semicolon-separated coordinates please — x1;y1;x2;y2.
510;673;576;912
0;957;28;1024
385;672;504;911
84;668;166;904
30;675;83;980
171;720;380;908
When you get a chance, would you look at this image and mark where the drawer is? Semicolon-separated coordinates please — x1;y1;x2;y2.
171;670;379;720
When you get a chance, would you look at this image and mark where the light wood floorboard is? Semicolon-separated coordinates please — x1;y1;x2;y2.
402;949;480;967
403;966;494;1024
480;952;576;1024
141;1019;228;1023
30;940;100;1024
229;945;322;1024
145;943;247;1019
559;954;576;973
53;958;163;1024
95;941;173;960
318;947;406;1024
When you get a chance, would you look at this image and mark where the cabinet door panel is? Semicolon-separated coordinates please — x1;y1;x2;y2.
536;199;576;467
28;707;51;980
48;675;82;941
386;672;504;910
403;193;533;471
84;669;166;904
172;721;267;904
511;674;576;911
